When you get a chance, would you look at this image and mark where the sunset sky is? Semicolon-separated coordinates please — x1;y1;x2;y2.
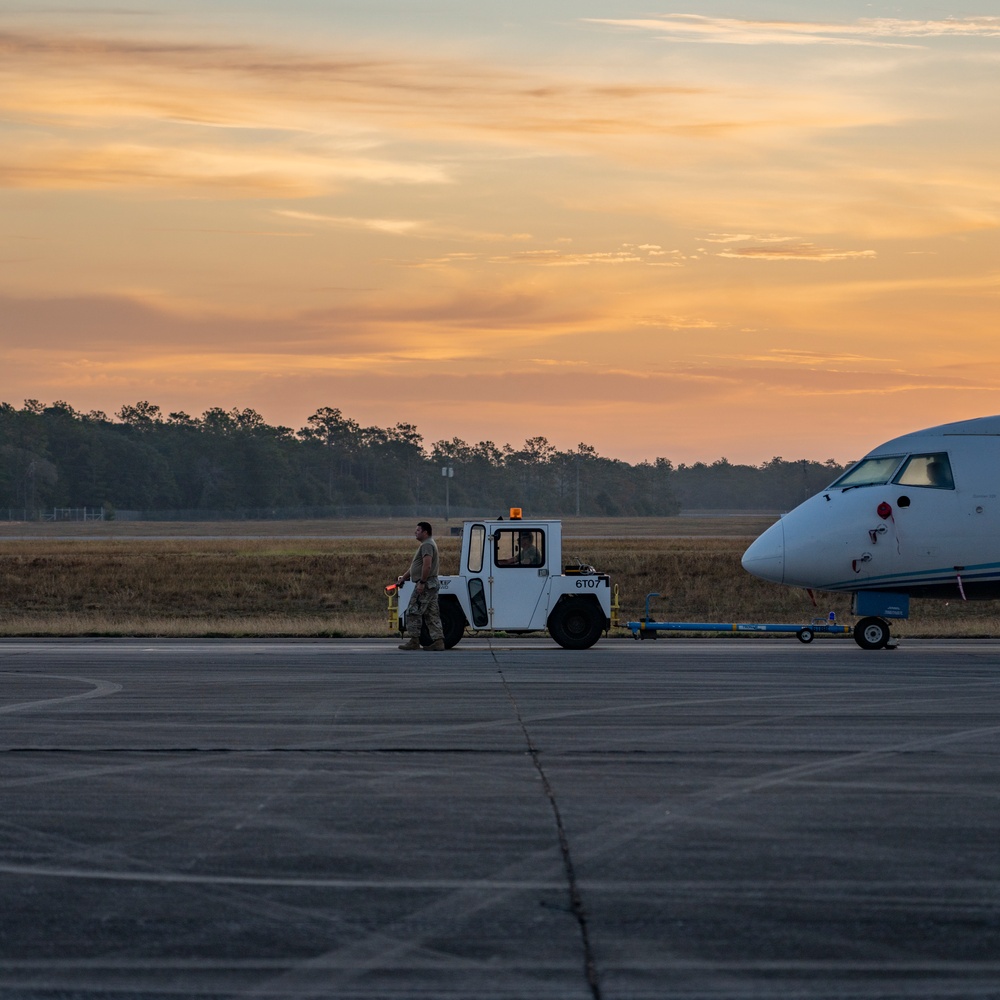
2;1;999;464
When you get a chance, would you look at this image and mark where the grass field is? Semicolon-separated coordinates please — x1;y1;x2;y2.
0;515;777;539
0;519;997;638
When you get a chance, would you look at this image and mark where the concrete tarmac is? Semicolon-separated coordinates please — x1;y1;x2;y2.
2;637;999;999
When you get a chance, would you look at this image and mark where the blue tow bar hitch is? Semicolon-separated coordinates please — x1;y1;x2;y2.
626;593;851;644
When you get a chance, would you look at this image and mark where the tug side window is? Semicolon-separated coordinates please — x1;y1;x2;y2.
494;529;545;568
894;452;955;489
467;524;486;572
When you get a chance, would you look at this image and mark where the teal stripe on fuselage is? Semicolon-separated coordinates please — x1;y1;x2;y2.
817;560;1000;592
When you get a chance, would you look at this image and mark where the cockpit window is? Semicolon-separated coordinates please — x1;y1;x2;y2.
829;455;905;490
893;452;954;489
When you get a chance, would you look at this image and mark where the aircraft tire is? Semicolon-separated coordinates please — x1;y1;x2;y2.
854;616;890;650
548;597;604;650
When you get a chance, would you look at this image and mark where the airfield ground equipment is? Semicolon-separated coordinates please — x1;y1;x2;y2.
387;509;618;649
626;593;855;644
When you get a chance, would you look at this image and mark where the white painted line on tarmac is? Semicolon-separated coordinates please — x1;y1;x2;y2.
0;673;121;714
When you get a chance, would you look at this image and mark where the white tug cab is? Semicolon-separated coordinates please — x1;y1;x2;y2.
391;509;615;649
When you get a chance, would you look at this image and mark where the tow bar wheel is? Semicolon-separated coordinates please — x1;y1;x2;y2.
796;628;814;644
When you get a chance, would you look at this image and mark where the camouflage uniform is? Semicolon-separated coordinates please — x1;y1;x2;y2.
405;536;443;644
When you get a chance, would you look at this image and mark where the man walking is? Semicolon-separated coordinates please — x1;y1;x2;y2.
397;521;444;651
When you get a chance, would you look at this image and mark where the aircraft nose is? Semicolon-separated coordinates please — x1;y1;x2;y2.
741;519;785;584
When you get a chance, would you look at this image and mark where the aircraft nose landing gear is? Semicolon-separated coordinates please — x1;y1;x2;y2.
854;616;893;650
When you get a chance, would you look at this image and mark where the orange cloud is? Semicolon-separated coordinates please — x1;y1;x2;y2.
716;243;877;261
586;15;1000;47
0;24;910;202
0;28;703;138
0;143;450;196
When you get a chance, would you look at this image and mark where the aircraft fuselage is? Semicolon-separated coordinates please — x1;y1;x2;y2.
742;416;1000;616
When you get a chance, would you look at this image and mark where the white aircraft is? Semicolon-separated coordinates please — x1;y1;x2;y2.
741;414;1000;649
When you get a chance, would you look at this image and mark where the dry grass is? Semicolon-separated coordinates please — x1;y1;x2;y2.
0;527;997;638
0;515;778;539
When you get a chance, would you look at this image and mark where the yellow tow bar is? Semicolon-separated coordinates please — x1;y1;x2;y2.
385;583;399;632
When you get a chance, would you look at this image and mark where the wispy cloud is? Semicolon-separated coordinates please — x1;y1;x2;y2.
716;243;876;262
381;243;687;269
274;210;534;245
692;232;879;262
0;23;892;201
489;245;683;267
586;15;1000;48
0;27;701;138
702;233;802;244
636;315;717;330
275;211;424;235
744;349;896;366
0;143;448;196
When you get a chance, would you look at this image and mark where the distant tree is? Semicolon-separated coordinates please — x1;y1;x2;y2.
299;407;364;502
117;400;163;430
0;398;839;515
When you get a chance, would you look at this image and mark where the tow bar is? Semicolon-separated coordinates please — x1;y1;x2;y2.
626;593;852;644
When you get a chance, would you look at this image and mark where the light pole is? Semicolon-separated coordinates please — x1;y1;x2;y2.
442;465;454;520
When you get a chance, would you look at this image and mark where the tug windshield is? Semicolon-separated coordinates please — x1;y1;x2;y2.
829;455;904;490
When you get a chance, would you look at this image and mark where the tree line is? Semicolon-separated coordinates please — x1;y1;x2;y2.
0;400;847;517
